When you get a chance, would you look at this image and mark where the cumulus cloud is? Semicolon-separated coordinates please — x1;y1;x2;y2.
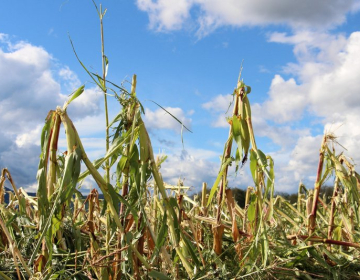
262;75;307;123
143;106;192;133
266;31;360;125
137;0;360;37
137;0;192;31
201;30;360;192
265;31;360;191
0;35;103;189
202;94;233;127
159;148;219;191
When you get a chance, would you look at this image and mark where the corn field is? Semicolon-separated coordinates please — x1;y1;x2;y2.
1;4;360;280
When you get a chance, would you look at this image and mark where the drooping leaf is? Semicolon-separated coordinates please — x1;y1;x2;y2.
149;100;192;133
63;85;85;110
249;149;257;184
207;157;233;206
68;36;105;91
181;231;201;267
247;202;256;222
151;212;168;261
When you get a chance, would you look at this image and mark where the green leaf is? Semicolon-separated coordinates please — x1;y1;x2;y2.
78;129;137;182
249;149;257;184
246;85;251;94
68;36;105;92
107;183;121;214
149;270;171;280
60;147;82;205
256;149;267;167
255;149;272;183
117;155;128;174
5;213;18;227
240;118;250;154
151;212;168;261
247;202;256;222
108;111;123;128
243;96;251;119
181;232;201;267
167;200;180;243
207;157;233;206
231;116;242;152
63;85;85;110
235;147;241;173
169;197;179;209
117;193;139;224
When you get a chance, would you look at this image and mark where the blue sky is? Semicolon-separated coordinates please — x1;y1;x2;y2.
1;0;360;194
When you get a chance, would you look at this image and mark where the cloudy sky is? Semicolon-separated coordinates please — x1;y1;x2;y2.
1;0;360;194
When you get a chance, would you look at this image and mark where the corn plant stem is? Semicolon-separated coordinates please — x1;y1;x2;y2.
140;160;175;277
1;169;21;204
273;206;302;230
327;176;339;250
216;90;240;223
243;97;257;151
138;120;194;277
57;109;152;272
0;169;6;204
287;234;360;248
99;6;112;268
212;86;241;256
200;182;207;243
0;213;30;278
151;156;194;277
114;154;129;279
28;177;64;268
188;219;206;267
0;270;12;280
243;187;253;232
308;135;327;241
277;196;307;221
47;113;68;251
81;145;152;271
47;113;61;199
99;4;110;185
297;183;306;214
115;77;138;279
244;96;265;234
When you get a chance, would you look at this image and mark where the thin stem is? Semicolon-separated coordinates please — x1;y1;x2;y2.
308;134;327;242
100;4;110;185
47;113;61;199
327;176;339;250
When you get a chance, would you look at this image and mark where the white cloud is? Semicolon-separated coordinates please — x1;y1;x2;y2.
202;94;310;148
59;66;81;91
265;31;360;122
137;0;192;31
263;31;360;191
200;30;360;192
0;35;103;190
144;106;192;132
160;149;220;191
202;94;233;127
202;94;233;112
282;135;323;187
15;125;42;148
137;0;360;37
262;75;307;123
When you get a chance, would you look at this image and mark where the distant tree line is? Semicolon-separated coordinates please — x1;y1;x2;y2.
3;185;335;207
192;185;335;208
